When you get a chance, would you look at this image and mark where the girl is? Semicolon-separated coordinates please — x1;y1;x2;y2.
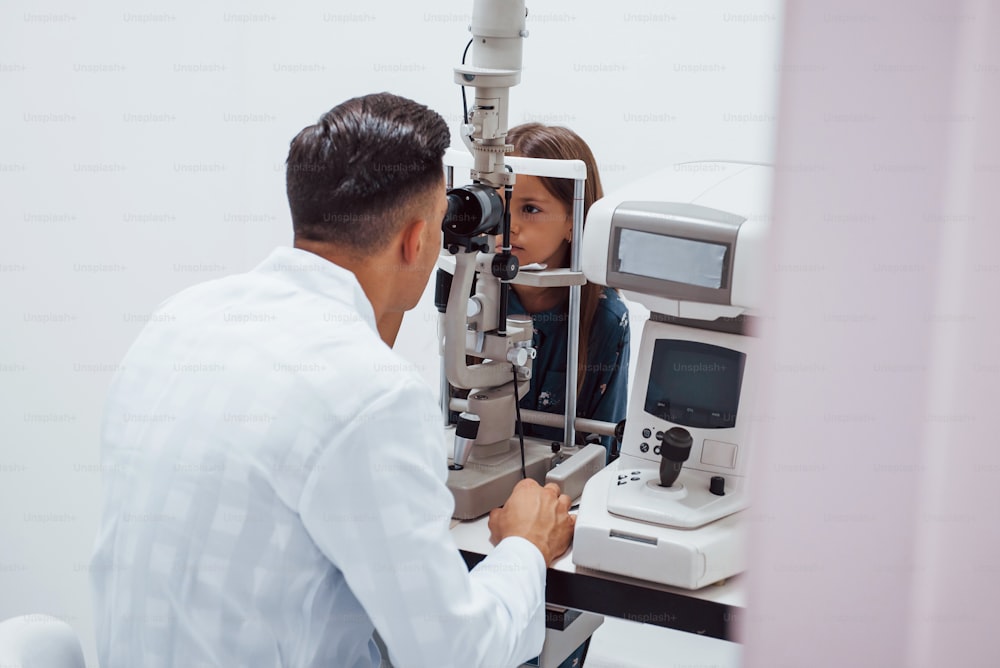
501;123;630;458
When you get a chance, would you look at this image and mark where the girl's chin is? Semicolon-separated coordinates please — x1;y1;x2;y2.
511;251;534;264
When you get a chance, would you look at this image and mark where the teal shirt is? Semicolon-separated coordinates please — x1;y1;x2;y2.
508;286;630;456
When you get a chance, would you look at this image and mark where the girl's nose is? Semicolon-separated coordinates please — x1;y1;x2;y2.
496;224;518;247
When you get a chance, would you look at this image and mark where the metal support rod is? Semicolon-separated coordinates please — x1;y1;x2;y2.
497;182;513;337
439;319;451;426
563;178;585;446
440;165;456;424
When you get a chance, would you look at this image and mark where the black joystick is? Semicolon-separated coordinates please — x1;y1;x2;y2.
658;427;693;487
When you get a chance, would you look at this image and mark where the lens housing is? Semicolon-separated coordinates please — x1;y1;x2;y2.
443;184;504;240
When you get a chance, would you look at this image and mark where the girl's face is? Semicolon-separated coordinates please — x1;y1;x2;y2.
496;175;573;268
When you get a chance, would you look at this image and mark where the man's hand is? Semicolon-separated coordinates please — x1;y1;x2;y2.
488;479;575;566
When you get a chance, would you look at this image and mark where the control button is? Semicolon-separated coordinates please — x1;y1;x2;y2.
639;443;649;453
654;445;661;456
618;474;627;480
630;476;640;481
642;428;652;439
617;480;627;486
655;431;664;441
701;439;738;469
710;476;726;496
631;471;641;476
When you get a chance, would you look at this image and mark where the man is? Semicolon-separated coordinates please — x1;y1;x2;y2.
91;92;575;667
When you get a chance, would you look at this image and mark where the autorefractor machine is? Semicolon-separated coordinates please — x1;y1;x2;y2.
572;162;773;589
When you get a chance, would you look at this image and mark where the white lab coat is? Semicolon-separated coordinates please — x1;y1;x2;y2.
91;246;546;667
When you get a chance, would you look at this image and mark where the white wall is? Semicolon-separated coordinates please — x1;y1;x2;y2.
0;1;782;664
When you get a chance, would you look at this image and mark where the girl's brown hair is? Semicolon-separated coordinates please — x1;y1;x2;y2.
506;123;606;399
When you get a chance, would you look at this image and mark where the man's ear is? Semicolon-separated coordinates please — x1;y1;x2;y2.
400;218;427;267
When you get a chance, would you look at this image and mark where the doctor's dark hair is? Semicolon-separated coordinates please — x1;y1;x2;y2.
285;92;450;252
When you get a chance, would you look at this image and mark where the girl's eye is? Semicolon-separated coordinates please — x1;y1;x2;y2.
522;204;541;215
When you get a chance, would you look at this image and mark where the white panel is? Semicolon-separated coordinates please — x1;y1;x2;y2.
742;1;993;667
702;439;738;469
905;2;1000;665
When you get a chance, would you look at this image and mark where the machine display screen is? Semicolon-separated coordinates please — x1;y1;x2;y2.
616;228;727;289
644;339;746;429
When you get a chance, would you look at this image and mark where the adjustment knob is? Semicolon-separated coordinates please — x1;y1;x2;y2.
710;476;726;496
491;252;519;281
506;347;528;366
450;412;481;470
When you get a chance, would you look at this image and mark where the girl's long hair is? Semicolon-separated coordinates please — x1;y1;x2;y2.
507;123;607;399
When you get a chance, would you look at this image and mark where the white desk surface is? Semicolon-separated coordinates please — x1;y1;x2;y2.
439;427;746;641
449;514;746;609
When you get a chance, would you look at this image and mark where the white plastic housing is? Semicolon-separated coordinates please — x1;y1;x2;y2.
469;0;526;69
581;162;772;319
573;466;747;589
620;321;758;481
445;147;587;181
